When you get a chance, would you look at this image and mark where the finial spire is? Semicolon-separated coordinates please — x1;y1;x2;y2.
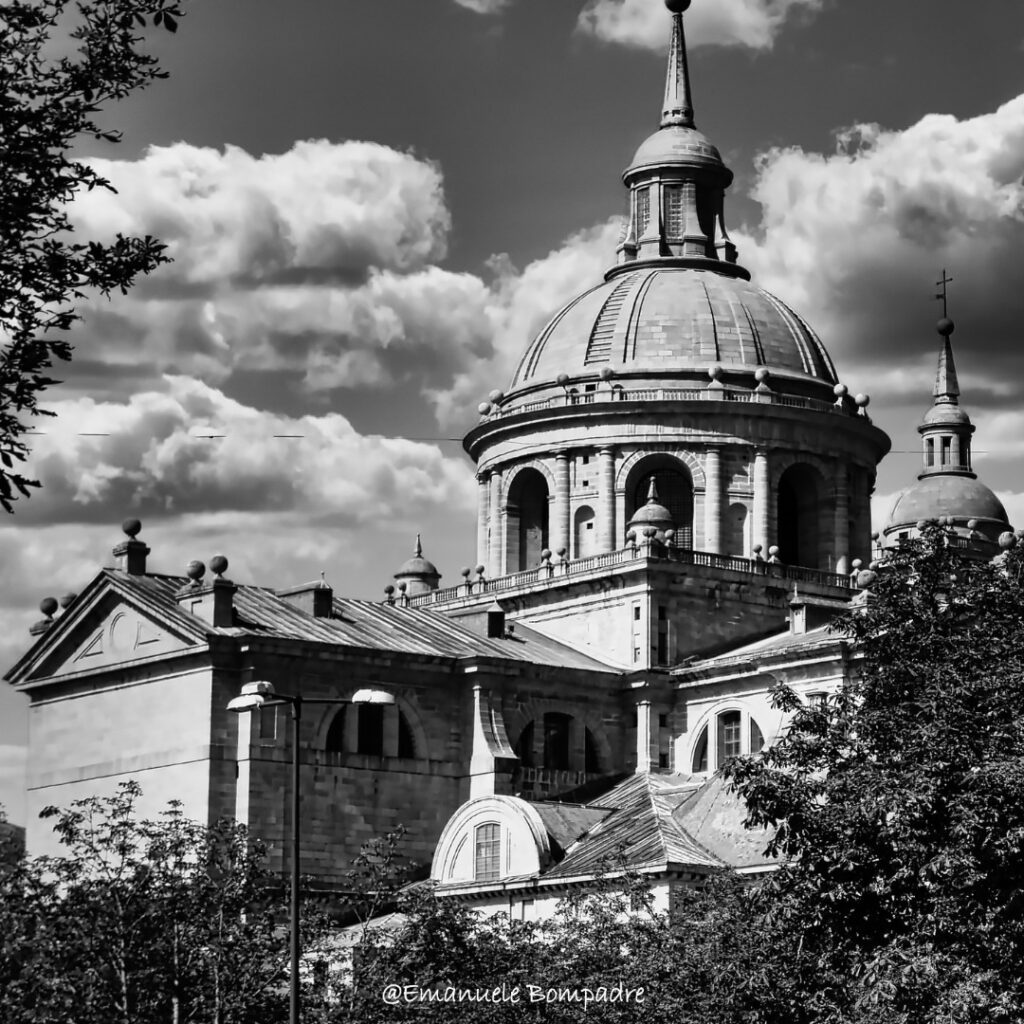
414;533;423;558
933;318;960;404
646;477;660;503
661;0;694;129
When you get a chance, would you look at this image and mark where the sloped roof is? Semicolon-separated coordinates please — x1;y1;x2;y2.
7;568;620;684
531;803;610;854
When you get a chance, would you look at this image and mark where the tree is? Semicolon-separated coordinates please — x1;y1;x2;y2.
1;0;184;512
726;526;1024;1023
0;781;331;1024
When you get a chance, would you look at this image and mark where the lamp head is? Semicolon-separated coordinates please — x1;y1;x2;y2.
350;688;396;706
227;680;278;714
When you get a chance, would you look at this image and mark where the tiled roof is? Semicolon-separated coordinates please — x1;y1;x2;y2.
112;570;620;672
531;803;610;854
673;623;842;679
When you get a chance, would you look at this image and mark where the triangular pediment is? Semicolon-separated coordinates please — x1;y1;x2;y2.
7;572;205;687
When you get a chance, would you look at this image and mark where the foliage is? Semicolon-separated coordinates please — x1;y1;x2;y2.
0;0;184;512
0;781;330;1024
726;526;1024;1023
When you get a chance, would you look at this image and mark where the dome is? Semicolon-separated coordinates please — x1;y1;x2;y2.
628;125;726;175
921;403;972;427
507;268;837;401
396;553;439;577
886;475;1008;532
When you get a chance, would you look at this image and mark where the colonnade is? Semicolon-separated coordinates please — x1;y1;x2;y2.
476;447;859;578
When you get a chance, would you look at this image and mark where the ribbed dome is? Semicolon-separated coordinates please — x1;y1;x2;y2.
886;475;1008;530
507;268;837;398
921;403;972;426
629;126;725;174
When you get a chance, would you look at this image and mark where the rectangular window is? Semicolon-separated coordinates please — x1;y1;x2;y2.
941;436;951;464
717;711;742;769
475;823;501;881
637;187;651;234
664;185;684;238
357;704;384;757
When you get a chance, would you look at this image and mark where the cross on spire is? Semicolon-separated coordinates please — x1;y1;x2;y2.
935;269;953;318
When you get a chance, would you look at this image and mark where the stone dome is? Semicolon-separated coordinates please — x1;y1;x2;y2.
628;126;726;175
506;268;837;402
886;475;1008;531
921;402;972;427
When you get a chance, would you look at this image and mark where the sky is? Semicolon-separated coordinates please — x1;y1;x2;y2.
3;0;1024;822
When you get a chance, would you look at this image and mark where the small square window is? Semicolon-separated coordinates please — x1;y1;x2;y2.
659;713;668;729
586;522;594;530
582;455;590;465
634;606;641;621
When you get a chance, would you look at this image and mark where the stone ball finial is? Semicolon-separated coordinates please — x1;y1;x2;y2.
397;581;407;592
556;546;567;557
833;383;848;398
708;364;723;381
768;546;780;557
754;367;769;383
851;558;863;570
460;566;471;579
474;564;486;576
665;0;691;11
122;518;142;538
186;559;206;582
59;592;77;609
856;569;877;589
937;317;955;337
967;519;979;530
384;584;395;595
541;548;552;562
477;402;492;415
626;529;637;541
600;365;615;381
209;554;229;577
871;531;880;541
998;531;1017;550
556;372;570;386
39;596;58;618
1015;529;1024;540
855;393;870;408
916;519;928;530
488;389;504;402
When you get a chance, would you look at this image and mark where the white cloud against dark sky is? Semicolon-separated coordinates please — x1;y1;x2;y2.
3;0;1024;821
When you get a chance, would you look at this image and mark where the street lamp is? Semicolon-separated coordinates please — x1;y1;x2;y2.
227;680;395;1024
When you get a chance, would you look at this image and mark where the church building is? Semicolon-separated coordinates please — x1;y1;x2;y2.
5;0;1016;911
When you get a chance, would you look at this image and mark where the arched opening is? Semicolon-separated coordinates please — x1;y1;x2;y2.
777;463;824;568
514;721;535;768
506;468;549;571
692;725;708;773
624;455;694;547
725;501;749;557
514;715;604;776
574;505;597;558
325;704;418;759
543;712;572;771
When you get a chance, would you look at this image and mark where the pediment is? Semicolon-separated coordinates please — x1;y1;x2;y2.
11;579;203;686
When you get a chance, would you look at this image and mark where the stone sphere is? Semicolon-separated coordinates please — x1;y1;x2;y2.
59;592;77;609
754;367;770;383
556;546;567;556
600;365;615;380
856;570;877;589
768;545;779;556
209;554;229;576
855;393;870;407
186;560;206;581
474;564;486;575
708;364;722;380
541;549;552;561
384;584;395;595
556;372;570;386
488;389;504;402
39;596;58;617
665;0;691;11
833;383;848;397
937;317;955;337
967;519;979;530
477;402;492;415
460;566;472;578
916;520;928;530
851;558;862;570
998;531;1017;550
122;517;142;538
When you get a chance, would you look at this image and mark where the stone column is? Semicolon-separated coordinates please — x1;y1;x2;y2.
704;447;723;554
598;446;616;552
635;701;653;774
489;470;503;577
834;465;850;575
476;472;490;569
951;433;961;468
553;451;571;557
752;448;770;555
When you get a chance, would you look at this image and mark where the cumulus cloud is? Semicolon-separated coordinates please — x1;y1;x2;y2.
427;219;623;428
452;0;511;13
577;0;824;50
735;94;1024;412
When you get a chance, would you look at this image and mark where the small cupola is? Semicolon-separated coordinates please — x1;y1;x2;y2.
393;535;442;596
626;477;675;541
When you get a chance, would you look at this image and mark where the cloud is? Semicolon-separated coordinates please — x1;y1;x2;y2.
577;0;824;51
452;0;511;13
734;94;1024;415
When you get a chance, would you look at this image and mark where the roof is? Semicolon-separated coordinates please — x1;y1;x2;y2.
505;268;837;407
538;771;769;879
886;474;1009;532
7;568;622;683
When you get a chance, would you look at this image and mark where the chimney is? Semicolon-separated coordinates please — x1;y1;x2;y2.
486;600;505;639
176;555;236;628
278;573;334;618
112;518;150;575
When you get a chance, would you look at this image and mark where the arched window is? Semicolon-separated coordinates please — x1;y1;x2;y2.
750;718;764;752
506;469;550;571
474;823;501;881
325;704;418;759
624;455;695;547
690;711;766;774
692;725;708;773
515;715;603;775
514;721;535;768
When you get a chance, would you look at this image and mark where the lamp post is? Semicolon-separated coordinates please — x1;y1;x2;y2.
227;680;395;1024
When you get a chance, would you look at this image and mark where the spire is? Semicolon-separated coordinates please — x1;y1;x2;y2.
646;476;660;503
933;328;960;405
661;1;694;129
414;533;423;558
